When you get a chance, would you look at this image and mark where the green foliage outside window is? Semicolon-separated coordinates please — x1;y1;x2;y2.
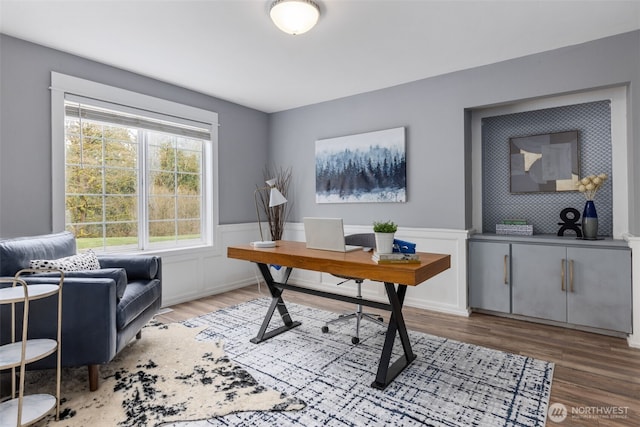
65;119;203;249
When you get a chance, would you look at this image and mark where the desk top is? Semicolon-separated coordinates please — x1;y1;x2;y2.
227;241;450;286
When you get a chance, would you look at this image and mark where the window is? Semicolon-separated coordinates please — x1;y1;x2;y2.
52;73;218;252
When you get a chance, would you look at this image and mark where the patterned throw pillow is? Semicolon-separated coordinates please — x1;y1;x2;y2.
30;250;101;272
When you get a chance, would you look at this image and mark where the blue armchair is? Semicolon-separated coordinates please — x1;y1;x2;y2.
0;231;162;391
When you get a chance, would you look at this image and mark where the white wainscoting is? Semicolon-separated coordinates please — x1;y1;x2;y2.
157;223;470;318
158;223;262;306
157;224;636;345
281;223;470;317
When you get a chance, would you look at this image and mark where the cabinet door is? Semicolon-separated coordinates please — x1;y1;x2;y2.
512;244;566;322
567;247;632;333
469;241;510;313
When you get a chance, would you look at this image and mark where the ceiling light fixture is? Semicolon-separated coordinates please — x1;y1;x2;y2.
270;0;320;35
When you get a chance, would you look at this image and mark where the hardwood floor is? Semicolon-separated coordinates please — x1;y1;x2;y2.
156;285;640;426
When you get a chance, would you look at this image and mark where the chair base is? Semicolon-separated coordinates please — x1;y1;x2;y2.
322;308;384;344
324;260;386;344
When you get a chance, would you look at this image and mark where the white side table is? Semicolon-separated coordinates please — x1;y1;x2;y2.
0;270;63;426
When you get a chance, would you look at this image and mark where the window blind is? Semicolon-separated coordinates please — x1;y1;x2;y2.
64;95;211;141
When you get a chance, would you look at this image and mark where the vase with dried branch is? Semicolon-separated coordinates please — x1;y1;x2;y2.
256;166;292;241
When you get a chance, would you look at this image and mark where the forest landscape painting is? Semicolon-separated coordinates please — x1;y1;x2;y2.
315;127;406;203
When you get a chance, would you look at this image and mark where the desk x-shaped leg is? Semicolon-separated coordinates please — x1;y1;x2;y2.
372;282;416;389
250;263;416;390
250;263;301;344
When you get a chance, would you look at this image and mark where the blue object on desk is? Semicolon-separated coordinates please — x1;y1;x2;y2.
393;239;416;254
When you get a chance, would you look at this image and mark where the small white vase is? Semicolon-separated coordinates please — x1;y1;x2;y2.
374;232;395;254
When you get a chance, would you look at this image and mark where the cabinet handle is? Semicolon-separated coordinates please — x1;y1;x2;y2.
503;255;508;285
569;259;574;293
561;259;566;291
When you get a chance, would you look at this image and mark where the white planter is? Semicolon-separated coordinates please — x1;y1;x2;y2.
374;232;395;254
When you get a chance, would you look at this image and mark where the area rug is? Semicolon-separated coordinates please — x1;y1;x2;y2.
25;321;305;427
165;298;554;427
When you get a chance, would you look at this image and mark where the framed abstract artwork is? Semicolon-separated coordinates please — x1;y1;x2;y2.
315;127;406;203
509;130;580;193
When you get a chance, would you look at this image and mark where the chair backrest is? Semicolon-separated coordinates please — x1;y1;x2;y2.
0;231;76;276
344;233;376;248
332;233;376;282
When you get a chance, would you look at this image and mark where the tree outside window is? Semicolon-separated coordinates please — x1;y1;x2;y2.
64;104;206;251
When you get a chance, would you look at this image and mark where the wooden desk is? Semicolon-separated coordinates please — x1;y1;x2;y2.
227;241;451;389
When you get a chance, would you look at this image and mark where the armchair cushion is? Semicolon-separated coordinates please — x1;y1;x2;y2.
29;249;101;272
116;279;162;330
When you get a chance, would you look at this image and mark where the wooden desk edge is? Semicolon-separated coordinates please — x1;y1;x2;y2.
227;242;451;286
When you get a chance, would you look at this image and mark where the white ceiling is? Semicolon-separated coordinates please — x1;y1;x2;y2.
1;0;639;113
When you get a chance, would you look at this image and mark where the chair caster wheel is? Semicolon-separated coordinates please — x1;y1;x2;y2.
321;326;329;333
351;337;360;345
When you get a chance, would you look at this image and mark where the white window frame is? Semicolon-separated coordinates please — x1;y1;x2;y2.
50;72;219;252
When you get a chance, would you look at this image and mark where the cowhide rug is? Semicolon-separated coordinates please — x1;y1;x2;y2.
26;321;305;426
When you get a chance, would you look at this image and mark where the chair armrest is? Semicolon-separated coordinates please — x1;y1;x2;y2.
27;268;128;300
2;276;118;366
97;255;161;280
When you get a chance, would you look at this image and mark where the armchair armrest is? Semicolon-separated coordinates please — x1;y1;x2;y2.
98;255;161;281
29;268;128;300
2;276;118;366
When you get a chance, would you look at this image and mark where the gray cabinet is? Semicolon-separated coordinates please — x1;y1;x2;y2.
470;235;632;334
512;243;632;332
511;244;566;322
468;241;510;313
566;246;631;332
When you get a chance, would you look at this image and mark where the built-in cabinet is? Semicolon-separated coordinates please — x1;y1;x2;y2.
468;241;510;313
469;235;632;334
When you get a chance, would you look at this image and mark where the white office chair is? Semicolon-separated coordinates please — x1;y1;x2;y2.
320;233;385;344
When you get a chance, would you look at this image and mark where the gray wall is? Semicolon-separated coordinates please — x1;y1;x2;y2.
2;31;639;237
269;31;640;233
0;35;268;237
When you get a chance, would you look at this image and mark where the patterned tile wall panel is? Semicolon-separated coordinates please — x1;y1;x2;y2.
482;101;612;236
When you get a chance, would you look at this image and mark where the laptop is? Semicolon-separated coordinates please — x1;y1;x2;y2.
303;217;362;252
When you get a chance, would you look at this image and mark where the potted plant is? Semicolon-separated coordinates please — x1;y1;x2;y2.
373;220;397;254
